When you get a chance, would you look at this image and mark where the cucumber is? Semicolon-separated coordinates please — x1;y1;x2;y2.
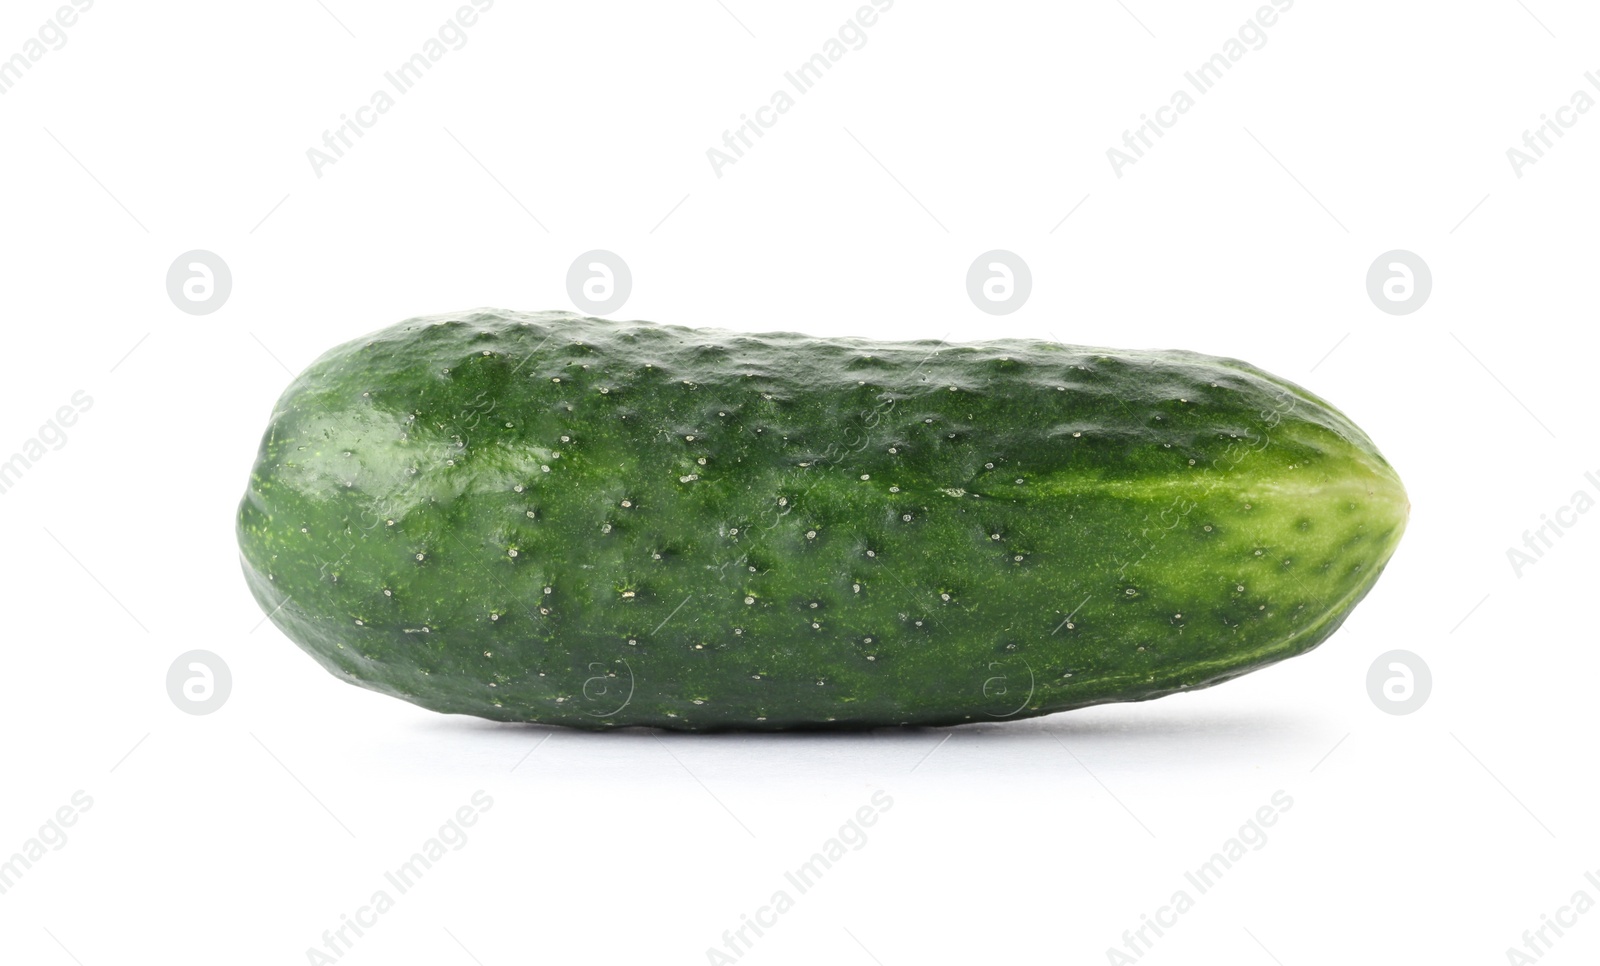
236;309;1408;730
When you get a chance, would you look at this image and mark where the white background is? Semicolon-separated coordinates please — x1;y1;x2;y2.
1;1;1595;963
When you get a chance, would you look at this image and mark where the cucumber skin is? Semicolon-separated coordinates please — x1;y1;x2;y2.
237;309;1408;730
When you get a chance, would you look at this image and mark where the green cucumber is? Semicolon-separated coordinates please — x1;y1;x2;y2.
237;309;1408;730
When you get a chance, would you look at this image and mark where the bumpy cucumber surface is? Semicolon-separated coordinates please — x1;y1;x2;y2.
237;309;1408;730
